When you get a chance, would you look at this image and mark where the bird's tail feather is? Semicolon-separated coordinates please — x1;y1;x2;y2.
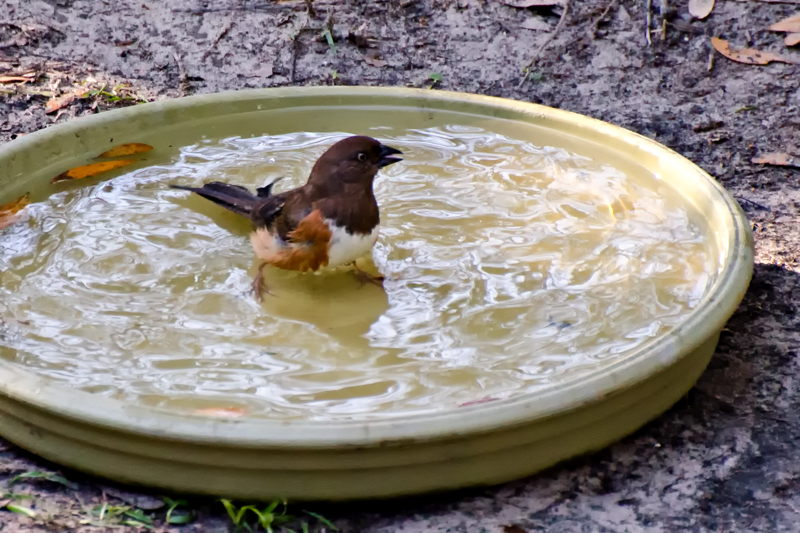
171;181;260;217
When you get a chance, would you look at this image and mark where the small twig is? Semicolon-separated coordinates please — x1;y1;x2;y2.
645;0;653;46
518;0;571;87
290;33;300;83
173;51;190;96
726;0;800;3
589;0;617;37
289;16;313;84
707;44;715;72
171;0;345;15
735;196;770;211
172;7;255;13
660;0;669;41
202;21;234;60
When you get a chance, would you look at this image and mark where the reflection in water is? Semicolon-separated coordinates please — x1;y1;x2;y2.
0;126;716;419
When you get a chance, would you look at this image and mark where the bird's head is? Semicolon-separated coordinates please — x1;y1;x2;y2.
308;135;403;190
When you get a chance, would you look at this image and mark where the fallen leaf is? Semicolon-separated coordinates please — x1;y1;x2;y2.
9;471;76;489
688;0;715;19
0;76;29;83
769;12;800;33
51;160;136;183
711;37;794;65
191;407;247;418
503;526;529;533
45;90;83;114
0;194;30;230
520;17;552;31
6;504;36;518
692;120;724;133
97;143;153;158
786;33;800;46
751;152;800;168
363;54;388;67
503;0;564;7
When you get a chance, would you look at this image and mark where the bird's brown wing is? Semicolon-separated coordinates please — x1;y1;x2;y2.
268;209;332;272
250;193;287;230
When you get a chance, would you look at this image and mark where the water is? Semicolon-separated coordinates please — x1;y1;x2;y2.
0;126;716;420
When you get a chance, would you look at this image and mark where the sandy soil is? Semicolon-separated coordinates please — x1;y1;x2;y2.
1;0;800;531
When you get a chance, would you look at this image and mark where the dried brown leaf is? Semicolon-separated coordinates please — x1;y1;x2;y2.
51;160;136;183
45;92;75;114
520;17;552;31
191;407;247;418
688;0;715;19
751;152;800;168
0;76;29;83
770;12;800;33
503;0;563;7
786;32;800;46
0;194;30;230
97;143;153;158
711;37;794;65
363;55;388;67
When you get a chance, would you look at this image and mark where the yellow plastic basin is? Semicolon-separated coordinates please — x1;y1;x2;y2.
0;87;753;500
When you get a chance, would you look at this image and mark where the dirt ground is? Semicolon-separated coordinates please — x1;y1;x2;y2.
1;0;800;531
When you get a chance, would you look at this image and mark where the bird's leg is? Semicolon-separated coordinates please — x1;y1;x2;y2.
350;261;384;287
251;262;272;300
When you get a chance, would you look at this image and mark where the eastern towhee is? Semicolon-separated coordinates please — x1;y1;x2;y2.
172;135;403;299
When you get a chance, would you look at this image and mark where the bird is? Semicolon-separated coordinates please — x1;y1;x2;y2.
171;135;403;299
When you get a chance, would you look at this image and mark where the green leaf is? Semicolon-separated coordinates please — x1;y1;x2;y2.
122;519;153;529
249;507;275;530
167;512;194;525
428;73;442;82
264;500;280;514
304;510;338;530
164;497;190;524
7;503;36;518
321;29;336;54
9;471;76;489
5;493;34;501
220;499;240;525
124;508;153;524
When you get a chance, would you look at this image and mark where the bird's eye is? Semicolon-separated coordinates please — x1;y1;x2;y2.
357;152;367;162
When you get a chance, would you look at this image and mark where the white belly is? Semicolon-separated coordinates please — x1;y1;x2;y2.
325;222;379;267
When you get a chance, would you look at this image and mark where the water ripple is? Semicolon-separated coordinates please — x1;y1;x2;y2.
0;126;716;419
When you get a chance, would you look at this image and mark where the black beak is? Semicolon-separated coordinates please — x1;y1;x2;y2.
378;144;403;168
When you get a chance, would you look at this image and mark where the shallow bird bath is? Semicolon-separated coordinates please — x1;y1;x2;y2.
0;88;753;500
